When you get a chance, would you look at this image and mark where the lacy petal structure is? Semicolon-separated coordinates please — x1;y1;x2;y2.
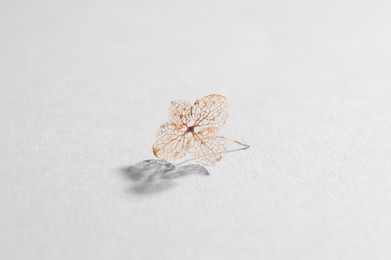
153;94;248;166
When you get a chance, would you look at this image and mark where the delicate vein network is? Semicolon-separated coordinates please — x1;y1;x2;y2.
153;94;228;166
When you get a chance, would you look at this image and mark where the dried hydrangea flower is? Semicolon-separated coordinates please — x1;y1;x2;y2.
153;94;248;166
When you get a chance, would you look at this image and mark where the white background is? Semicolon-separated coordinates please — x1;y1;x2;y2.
1;0;391;259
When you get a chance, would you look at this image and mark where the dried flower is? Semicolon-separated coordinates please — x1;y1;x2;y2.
153;94;248;166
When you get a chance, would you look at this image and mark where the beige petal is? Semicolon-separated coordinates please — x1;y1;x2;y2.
169;100;192;127
191;94;228;135
152;122;192;160
189;134;227;166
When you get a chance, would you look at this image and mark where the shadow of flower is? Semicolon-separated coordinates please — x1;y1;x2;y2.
119;159;209;195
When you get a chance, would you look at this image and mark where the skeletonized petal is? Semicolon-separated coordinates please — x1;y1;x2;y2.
189;134;227;166
152;123;192;160
169;100;192;126
191;94;228;134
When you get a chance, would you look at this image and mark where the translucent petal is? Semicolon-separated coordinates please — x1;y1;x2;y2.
169;100;192;126
189;134;227;166
152;123;192;160
191;94;228;134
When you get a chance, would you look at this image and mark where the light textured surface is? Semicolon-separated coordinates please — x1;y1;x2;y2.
1;0;391;259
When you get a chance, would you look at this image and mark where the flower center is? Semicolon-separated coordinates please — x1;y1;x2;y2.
186;125;195;134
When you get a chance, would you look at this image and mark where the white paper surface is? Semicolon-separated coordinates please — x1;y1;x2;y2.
1;0;391;259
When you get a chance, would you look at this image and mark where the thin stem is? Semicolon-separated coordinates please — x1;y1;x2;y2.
175;137;249;166
224;137;250;150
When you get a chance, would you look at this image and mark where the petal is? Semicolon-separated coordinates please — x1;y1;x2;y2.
191;94;228;134
189;134;227;166
169;100;192;126
152;122;192;160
